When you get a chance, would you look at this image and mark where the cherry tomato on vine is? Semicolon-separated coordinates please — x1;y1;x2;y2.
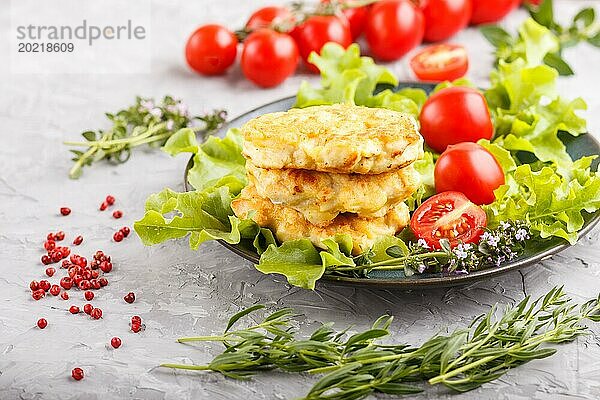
364;0;425;61
291;15;352;72
185;25;238;75
419;86;493;153
320;0;369;39
434;142;505;205
246;6;294;31
410;191;487;249
470;0;520;25
420;0;471;42
410;44;468;82
241;29;299;88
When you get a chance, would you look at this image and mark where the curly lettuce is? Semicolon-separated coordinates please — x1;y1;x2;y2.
485;19;588;176
294;43;426;119
484;158;600;244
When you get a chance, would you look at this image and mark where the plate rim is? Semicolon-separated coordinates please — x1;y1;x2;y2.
184;89;600;289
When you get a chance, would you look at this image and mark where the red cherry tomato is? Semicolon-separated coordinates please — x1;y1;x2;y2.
185;25;238;75
419;86;493;153
320;0;369;39
364;0;425;61
470;0;520;25
434;142;505;205
410;44;468;82
241;29;298;88
291;15;352;72
246;6;294;31
410;191;487;248
420;0;471;42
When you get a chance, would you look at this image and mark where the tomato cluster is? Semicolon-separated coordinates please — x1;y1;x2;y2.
185;0;521;87
410;85;506;248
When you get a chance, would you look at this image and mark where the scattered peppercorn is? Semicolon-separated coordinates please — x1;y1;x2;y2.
110;337;122;349
123;292;135;304
71;367;84;381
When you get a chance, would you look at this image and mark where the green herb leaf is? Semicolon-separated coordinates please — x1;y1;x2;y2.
543;52;574;76
480;25;513;47
225;305;265;333
573;8;595;28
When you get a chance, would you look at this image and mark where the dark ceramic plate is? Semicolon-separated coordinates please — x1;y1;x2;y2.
185;82;600;288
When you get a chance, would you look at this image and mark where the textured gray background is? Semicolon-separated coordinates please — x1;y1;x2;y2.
1;1;600;399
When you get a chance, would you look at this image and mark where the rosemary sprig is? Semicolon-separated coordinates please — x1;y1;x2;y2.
162;286;600;399
64;96;226;179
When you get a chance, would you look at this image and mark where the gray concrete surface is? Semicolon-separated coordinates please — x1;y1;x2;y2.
1;1;599;399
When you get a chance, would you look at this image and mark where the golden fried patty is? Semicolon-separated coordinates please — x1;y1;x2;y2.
246;162;420;226
231;184;410;254
241;104;423;174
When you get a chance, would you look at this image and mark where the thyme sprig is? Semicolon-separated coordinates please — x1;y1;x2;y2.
64;96;226;179
327;220;531;278
162;287;600;399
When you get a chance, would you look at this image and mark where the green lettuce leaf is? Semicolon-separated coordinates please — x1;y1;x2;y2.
134;186;254;249
320;237;355;269
187;128;247;193
484;162;600;244
485;19;587;174
406;151;436;211
163;128;199;156
294;43;425;119
257;240;325;289
370;236;409;264
163;127;247;193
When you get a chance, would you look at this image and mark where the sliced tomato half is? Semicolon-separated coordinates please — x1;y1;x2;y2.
410;191;486;248
410;44;468;82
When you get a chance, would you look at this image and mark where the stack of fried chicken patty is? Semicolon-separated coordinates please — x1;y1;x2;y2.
231;104;424;254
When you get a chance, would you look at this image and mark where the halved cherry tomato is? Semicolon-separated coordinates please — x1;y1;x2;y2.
291;15;352;72
434;142;505;205
246;6;295;31
470;0;520;25
410;44;468;82
419;86;493;153
410;191;487;248
185;25;238;76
